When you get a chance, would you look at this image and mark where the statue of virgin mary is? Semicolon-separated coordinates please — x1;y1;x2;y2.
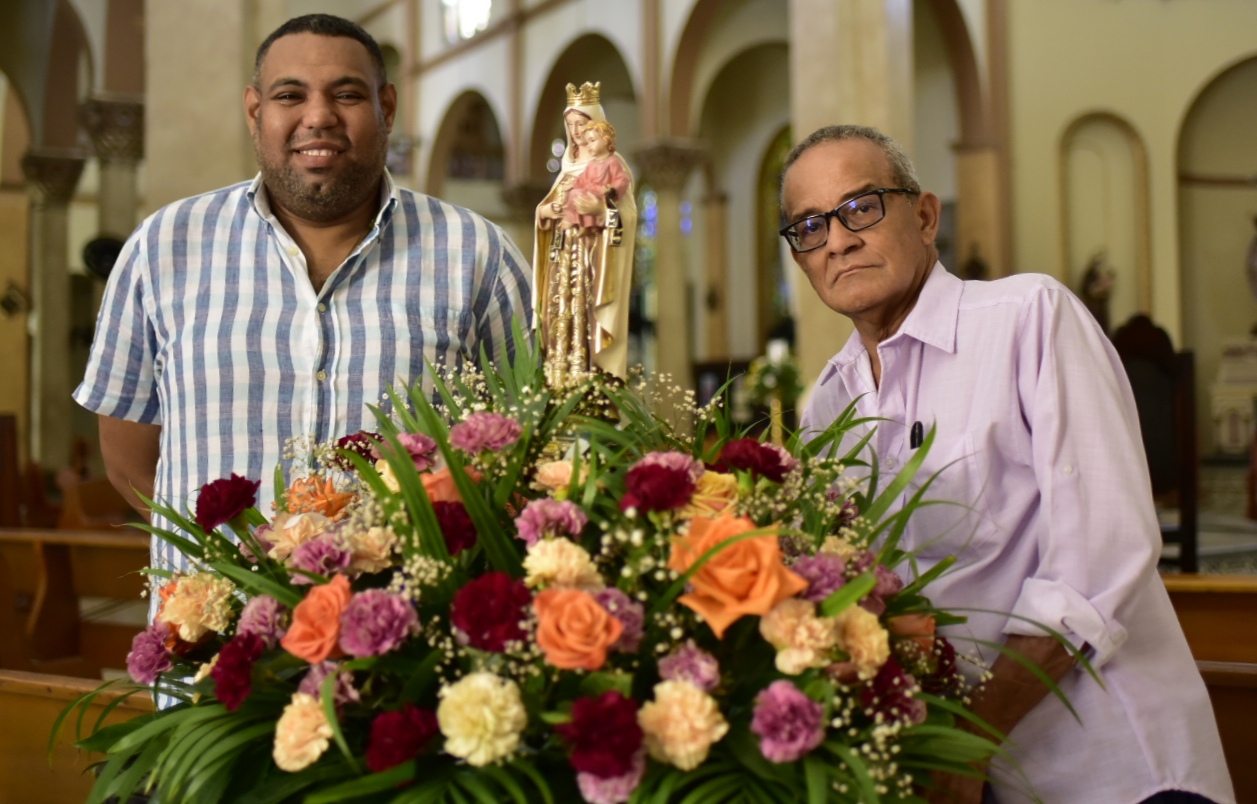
533;82;637;386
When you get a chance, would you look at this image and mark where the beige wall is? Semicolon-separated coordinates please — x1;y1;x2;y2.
1007;0;1257;345
0;189;30;463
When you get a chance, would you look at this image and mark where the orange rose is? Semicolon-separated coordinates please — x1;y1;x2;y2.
421;467;483;504
888;613;936;654
533;588;623;670
281;574;352;663
286;476;355;520
668;514;808;639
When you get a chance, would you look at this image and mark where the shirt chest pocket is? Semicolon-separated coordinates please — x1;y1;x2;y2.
895;432;992;562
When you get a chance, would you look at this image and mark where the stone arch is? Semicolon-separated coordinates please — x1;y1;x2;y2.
1058;111;1151;331
43;0;93;148
1176;54;1257;454
102;0;144;95
426;89;507;215
527;34;637;182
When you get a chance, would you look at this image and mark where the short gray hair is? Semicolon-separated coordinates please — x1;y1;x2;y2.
780;125;921;206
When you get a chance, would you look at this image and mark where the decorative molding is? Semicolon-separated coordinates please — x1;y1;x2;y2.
20;149;87;206
79;95;145;163
633;141;705;191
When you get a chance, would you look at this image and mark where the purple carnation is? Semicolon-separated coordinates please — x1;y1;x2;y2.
298;660;361;708
595;588;645;652
657;640;720;692
634;451;704;484
576;749;646;804
288;535;352;584
236;594;289;647
751;680;825;763
126;624;173;685
514;498;588;547
338;589;418;657
792;554;847;603
374;432;438;472
861;564;905;616
449;412;522;454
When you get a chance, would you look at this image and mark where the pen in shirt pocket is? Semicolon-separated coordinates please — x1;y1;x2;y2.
910;421;924;449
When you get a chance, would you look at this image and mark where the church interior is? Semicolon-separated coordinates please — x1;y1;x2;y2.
1;0;1256;800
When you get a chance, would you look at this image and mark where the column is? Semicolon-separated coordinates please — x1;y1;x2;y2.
634;141;704;396
703;192;729;359
21;149;86;467
954;144;1004;278
787;0;914;389
80;94;144;240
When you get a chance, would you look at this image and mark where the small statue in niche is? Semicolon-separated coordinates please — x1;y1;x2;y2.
1080;250;1115;335
533;82;638;387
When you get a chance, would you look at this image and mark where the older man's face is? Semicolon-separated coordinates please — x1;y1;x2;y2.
781;138;939;339
245;32;396;224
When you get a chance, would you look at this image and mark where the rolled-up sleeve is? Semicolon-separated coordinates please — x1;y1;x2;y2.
1002;285;1158;668
73;227;162;424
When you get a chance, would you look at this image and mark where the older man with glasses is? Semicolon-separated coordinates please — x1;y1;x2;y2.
783;125;1233;804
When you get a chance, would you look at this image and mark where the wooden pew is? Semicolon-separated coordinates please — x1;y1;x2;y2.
1198;661;1257;803
1162;573;1257;663
0;528;149;677
0;668;153;804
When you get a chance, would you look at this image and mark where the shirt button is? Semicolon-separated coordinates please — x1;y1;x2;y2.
316;370;327;382
1062;464;1074;475
884;458;897;470
286;246;299;256
317;303;327;313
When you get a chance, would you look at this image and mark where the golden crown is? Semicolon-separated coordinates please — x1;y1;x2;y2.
565;81;601;106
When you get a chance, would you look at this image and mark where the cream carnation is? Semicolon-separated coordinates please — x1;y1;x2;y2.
532;460;574;493
267;512;333;562
375;459;401;493
272;692;333;772
159;573;236;642
680;471;740;519
759;598;840;675
835;605;890;680
437;672;528;766
523;538;603;591
638;680;729;771
819;534;859;561
346;525;399;574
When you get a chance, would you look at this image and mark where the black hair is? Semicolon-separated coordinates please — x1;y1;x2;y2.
253;14;387;87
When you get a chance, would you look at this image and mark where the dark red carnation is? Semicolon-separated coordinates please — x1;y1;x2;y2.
618;464;695;512
450;572;531;652
211;632;265;711
365;703;440;773
860;655;926;726
333;431;381;471
920;636;965;697
713;438;788;483
195;474;261;531
432;501;477;556
555;691;643;778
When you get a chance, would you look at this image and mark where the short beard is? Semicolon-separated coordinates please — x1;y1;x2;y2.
254;115;389;223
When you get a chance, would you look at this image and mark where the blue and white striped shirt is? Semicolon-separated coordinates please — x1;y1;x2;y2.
74;171;532;574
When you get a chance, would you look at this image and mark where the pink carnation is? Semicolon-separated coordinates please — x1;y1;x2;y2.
514;498;588;547
576;749;646;804
373;432;438;472
657;640;720;692
126;624;173;685
237;594;289;647
338;589;417;657
449;412;522;454
595;588;645;652
288;535;352;584
792;554;847;603
298;660;361;708
750;680;825;763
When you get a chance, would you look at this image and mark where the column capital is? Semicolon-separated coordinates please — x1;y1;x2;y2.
80;94;145;163
20;149;87;207
633;141;706;191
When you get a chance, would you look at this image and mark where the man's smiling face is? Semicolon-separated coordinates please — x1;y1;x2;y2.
245;32;396;224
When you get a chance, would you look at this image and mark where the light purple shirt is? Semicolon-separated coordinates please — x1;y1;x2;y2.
802;264;1233;804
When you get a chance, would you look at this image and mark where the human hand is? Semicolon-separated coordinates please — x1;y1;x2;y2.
574;194;603;215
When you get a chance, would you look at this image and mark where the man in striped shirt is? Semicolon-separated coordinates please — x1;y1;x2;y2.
74;14;531;577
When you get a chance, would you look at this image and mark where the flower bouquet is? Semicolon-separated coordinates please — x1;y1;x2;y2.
57;339;1020;804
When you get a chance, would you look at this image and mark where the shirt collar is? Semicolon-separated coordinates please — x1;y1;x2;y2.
822;261;961;380
246;169;399;230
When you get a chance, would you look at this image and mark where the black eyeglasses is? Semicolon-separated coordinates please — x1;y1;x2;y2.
779;188;917;252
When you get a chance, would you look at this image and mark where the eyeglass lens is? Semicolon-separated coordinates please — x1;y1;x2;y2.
786;191;888;251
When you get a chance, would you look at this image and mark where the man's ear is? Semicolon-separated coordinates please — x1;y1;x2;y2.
244;85;261;137
379;83;398;133
916;191;942;246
